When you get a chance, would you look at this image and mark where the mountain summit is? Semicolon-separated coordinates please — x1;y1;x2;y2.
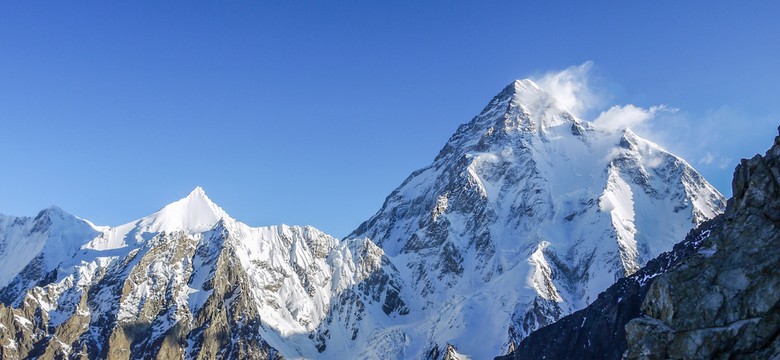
0;80;725;359
491;79;575;131
80;187;230;252
348;79;725;357
140;186;229;234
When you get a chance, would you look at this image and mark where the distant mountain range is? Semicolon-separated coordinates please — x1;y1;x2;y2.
0;80;727;359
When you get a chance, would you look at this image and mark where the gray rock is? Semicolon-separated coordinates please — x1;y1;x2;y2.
624;127;780;360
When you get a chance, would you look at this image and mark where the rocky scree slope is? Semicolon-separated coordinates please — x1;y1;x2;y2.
499;126;780;360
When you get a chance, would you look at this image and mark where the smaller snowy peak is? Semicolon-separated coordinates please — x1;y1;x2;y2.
83;187;235;251
27;206;74;233
141;186;230;234
37;205;66;218
0;206;100;289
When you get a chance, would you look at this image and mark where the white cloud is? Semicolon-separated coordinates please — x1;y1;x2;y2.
719;157;732;170
592;104;666;132
530;61;668;134
699;152;715;165
527;62;774;197
531;61;597;117
645;155;664;168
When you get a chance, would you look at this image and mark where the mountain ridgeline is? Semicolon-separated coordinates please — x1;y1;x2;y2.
0;80;727;359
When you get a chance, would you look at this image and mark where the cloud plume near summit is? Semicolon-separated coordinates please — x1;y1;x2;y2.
531;61;665;133
529;61;778;196
531;61;600;118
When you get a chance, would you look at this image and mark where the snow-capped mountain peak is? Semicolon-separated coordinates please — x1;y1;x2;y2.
475;78;577;134
79;187;230;251
0;206;99;289
0;187;407;359
138;186;229;234
348;79;726;358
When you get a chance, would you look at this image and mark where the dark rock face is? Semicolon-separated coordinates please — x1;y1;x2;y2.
623;128;780;359
499;126;780;360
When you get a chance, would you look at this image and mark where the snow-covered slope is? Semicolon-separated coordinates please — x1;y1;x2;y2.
347;79;725;358
0;79;725;360
0;189;405;359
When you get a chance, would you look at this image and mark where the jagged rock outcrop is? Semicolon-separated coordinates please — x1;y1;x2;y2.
623;127;780;359
498;126;780;360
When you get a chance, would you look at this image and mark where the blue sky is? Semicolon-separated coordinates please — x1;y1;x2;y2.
1;1;778;237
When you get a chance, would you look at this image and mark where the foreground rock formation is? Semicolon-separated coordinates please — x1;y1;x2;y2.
623;127;780;359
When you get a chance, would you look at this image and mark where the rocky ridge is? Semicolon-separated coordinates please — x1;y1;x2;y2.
623;127;780;359
0;189;407;359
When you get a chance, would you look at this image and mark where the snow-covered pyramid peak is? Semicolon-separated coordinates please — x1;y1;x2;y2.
470;78;577;135
349;80;726;358
140;186;230;234
83;187;231;251
512;79;566;113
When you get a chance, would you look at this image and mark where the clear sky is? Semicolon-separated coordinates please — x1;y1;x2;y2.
1;1;778;237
